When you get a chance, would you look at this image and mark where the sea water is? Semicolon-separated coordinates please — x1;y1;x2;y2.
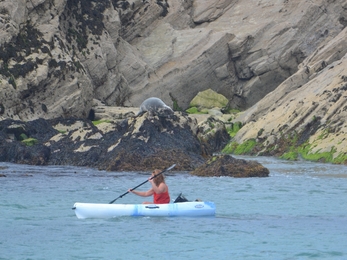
1;156;347;260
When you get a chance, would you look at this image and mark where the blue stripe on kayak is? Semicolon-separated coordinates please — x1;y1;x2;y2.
132;204;139;216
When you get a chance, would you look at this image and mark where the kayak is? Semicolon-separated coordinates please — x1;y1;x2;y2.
73;201;216;219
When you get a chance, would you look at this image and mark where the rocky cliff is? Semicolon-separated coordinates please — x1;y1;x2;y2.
1;0;347;163
232;26;347;164
1;0;346;118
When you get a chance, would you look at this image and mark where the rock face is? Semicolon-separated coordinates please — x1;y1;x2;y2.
190;155;269;177
1;0;347;165
196;117;231;157
1;0;346;122
233;27;347;164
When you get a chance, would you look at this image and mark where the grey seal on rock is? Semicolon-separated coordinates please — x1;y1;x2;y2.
138;97;173;116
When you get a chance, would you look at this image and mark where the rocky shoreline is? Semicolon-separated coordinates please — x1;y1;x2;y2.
1;1;347;169
0;108;269;177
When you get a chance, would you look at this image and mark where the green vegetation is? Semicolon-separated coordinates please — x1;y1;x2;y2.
234;139;257;154
279;132;300;160
224;108;241;114
8;76;16;88
92;120;111;126
221;121;248;154
220;119;347;165
185;107;208;114
279;140;347;164
207;156;218;164
172;100;182;111
298;144;335;163
226;121;242;137
222;139;257;155
22;138;38;146
222;141;238;154
333;153;347;164
280;151;299;161
208;120;215;129
169;93;182;111
19;133;28;141
317;129;329;140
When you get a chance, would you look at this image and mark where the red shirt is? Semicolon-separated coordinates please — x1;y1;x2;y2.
153;189;170;204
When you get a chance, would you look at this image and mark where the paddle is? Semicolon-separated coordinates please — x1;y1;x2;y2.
109;164;176;204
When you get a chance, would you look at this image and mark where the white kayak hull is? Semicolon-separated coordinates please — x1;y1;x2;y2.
73;201;216;219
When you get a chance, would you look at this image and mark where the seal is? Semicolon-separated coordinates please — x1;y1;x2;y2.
138;97;173;116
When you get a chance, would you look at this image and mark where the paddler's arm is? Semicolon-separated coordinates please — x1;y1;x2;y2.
128;188;154;197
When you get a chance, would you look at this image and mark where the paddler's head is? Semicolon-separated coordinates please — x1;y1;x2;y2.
151;169;165;186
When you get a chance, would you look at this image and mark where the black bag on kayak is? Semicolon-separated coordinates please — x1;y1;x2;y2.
174;193;189;203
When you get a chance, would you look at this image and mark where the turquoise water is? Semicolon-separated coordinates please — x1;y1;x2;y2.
1;156;347;260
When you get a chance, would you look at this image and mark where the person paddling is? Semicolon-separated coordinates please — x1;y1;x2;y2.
128;169;170;204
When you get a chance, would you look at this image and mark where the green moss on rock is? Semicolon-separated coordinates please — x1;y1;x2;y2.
226;121;242;137
298;144;335;163
22;138;38;146
185;107;208;114
19;133;28;141
222;139;257;155
280;151;299;161
189;89;229;109
234;139;257;154
92;120;111;126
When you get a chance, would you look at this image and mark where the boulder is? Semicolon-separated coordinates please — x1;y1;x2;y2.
0;113;207;170
189;89;229;110
190;154;270;177
97;112;206;171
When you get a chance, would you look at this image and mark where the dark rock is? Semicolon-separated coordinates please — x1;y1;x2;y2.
99;113;206;171
0;114;268;173
0;118;58;142
0;119;57;165
190;154;270;177
47;118;107;167
10;113;207;170
27;118;59;141
197;117;231;156
0;142;50;165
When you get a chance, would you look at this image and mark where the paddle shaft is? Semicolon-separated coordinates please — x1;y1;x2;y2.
109;164;176;204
